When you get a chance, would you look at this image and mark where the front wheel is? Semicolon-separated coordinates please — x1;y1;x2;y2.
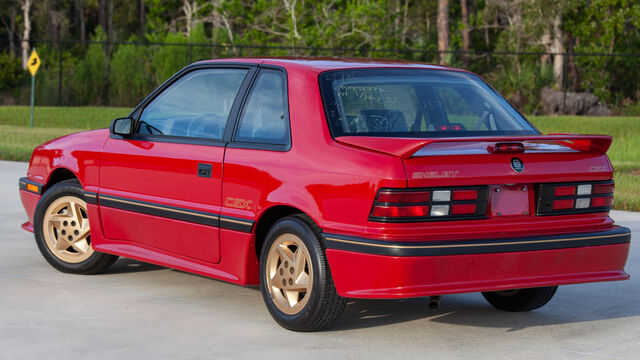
33;179;118;274
482;286;558;312
259;215;346;331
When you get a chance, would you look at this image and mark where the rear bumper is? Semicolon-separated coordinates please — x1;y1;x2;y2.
324;226;631;299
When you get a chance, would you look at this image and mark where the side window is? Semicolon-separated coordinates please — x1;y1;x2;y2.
138;68;248;140
235;69;289;145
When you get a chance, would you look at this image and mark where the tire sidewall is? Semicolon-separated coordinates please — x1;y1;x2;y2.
33;179;103;273
259;216;328;330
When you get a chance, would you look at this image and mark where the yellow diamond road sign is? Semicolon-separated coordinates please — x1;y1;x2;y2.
27;50;41;76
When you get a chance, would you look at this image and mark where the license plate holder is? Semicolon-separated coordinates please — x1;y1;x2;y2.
490;184;530;217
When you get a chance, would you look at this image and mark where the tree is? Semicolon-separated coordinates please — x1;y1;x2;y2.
437;0;449;64
18;0;32;70
138;0;146;36
0;1;18;58
74;0;86;41
460;0;470;66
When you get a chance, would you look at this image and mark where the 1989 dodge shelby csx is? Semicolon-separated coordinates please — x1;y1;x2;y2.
19;58;631;331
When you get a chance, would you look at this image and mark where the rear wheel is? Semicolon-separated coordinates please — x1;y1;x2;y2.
482;286;558;312
260;215;346;331
33;179;118;274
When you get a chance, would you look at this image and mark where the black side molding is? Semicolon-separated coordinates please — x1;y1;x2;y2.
219;215;254;233
99;194;220;227
96;193;255;233
323;226;631;257
84;191;98;205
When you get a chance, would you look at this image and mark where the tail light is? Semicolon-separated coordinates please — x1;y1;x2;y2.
536;181;614;215
488;142;525;153
370;186;489;222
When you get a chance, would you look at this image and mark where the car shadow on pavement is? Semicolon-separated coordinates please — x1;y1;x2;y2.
332;297;435;330
101;258;165;275
333;292;640;332
93;258;640;332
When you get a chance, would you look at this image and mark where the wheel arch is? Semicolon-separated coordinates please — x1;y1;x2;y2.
253;205;313;260
43;167;79;193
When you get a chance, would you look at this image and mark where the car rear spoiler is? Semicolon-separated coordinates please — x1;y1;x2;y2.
335;134;613;158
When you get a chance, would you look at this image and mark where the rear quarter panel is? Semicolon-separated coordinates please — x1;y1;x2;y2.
222;64;407;233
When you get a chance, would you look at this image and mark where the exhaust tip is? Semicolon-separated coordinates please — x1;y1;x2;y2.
428;295;441;310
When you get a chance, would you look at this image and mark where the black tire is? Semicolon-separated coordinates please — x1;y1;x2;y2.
33;179;118;274
259;215;346;331
482;286;558;312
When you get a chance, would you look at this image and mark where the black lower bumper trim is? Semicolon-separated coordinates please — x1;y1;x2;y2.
323;226;631;257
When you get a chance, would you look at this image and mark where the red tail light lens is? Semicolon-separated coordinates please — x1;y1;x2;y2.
591;196;613;208
370;186;488;222
554;186;575;197
537;180;614;215
593;183;615;194
372;205;430;218
376;191;430;203
451;203;477;215
552;199;574;210
452;189;478;201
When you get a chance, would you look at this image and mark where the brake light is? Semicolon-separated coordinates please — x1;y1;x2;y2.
490;142;525;153
370;186;489;222
536;180;614;215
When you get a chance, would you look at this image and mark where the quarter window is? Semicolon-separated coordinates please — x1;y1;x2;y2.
138;68;248;140
235;70;289;145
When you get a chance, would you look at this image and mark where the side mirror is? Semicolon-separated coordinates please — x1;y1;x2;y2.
110;117;134;137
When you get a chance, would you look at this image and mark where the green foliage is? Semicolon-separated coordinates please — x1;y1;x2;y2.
489;62;554;114
567;0;640;103
109;39;154;106
0;54;24;92
71;28;108;105
618;101;640;116
1;0;639;110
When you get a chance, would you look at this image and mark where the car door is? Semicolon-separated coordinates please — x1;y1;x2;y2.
99;64;254;264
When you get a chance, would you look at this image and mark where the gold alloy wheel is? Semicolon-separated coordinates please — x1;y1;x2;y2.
265;233;314;315
42;196;94;263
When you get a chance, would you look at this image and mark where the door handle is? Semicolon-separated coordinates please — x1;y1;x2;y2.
197;163;212;178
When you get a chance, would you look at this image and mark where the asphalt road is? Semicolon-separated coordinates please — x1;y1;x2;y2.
1;159;639;360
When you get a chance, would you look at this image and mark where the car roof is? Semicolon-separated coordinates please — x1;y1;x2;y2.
196;57;470;74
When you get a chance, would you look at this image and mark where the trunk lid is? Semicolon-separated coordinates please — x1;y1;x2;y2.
336;134;613;188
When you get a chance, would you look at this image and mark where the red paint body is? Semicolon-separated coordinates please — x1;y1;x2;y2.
19;58;630;297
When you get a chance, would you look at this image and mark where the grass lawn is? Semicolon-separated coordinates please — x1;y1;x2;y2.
0;106;638;210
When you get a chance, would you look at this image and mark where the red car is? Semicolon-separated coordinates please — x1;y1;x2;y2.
19;58;630;331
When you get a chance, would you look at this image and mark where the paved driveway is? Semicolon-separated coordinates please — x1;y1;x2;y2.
1;160;638;359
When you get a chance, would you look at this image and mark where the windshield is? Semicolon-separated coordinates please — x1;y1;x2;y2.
319;69;539;138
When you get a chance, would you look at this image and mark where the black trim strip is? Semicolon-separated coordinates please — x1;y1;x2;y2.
99;194;220;227
219;215;254;233
84;191;98;205
97;193;256;233
323;226;631;257
19;177;43;194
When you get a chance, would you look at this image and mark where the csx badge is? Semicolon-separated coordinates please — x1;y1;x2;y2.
510;157;524;173
224;197;253;210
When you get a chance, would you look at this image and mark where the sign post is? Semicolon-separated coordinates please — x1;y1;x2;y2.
27;49;41;128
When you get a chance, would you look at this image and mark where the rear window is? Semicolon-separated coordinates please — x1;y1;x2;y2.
319;69;539;137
